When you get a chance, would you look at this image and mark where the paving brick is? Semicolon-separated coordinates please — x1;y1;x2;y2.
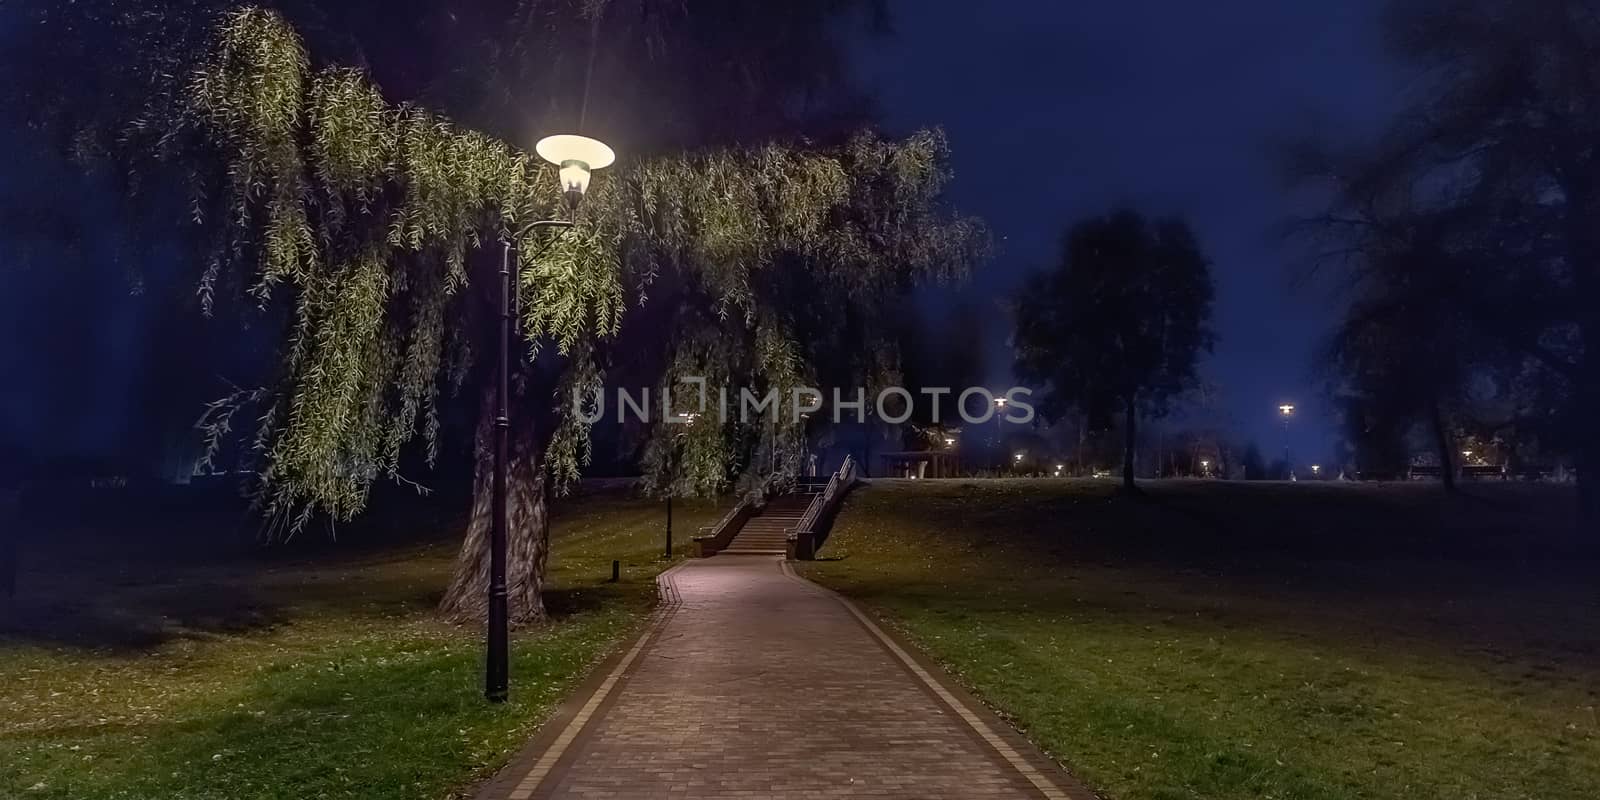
481;556;1088;799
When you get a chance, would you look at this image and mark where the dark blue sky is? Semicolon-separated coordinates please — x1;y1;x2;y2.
858;0;1405;460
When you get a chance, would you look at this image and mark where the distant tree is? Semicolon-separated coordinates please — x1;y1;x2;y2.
1241;443;1267;481
1290;0;1600;524
0;484;16;614
1334;394;1409;480
898;299;987;421
1305;207;1500;493
1014;210;1216;492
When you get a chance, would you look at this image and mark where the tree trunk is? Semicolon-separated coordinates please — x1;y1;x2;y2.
1578;353;1600;531
1076;418;1086;476
439;388;550;626
1576;226;1600;530
1563;188;1600;532
862;421;874;478
1428;400;1458;495
0;485;18;617
1122;394;1138;492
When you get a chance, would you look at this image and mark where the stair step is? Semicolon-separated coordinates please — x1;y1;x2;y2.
714;490;827;557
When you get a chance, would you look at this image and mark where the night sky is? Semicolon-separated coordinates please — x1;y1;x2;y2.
859;0;1405;461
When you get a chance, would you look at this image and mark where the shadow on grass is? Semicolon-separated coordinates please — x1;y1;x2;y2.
542;585;619;618
1;486;462;652
1;580;293;650
823;480;1600;666
1;485;706;652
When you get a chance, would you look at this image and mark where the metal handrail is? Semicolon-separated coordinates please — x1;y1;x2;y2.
697;501;747;540
788;455;857;542
691;471;787;555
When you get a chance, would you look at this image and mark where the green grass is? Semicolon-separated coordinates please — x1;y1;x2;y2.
0;490;718;800
801;479;1600;800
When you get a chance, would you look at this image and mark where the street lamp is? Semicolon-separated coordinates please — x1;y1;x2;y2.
536;134;616;208
665;412;698;561
1200;458;1211;477
1278;403;1296;480
1311;464;1322;477
486;133;613;705
993;397;1009;470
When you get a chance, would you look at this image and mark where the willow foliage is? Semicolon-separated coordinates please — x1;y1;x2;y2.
186;8;984;529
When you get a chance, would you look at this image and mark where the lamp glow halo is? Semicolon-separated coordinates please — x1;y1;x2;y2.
535;135;615;169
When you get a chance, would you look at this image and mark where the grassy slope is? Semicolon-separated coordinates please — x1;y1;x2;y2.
802;479;1600;800
0;490;718;800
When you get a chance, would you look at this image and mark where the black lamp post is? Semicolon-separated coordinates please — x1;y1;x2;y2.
664;412;697;559
485;134;614;705
1278;403;1296;481
993;396;1008;472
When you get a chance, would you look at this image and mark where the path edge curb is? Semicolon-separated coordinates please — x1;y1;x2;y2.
471;560;691;800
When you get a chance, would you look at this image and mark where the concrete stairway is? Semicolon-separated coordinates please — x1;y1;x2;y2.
721;492;817;555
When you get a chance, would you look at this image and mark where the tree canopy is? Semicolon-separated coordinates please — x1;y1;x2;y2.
1292;0;1598;514
167;6;985;524
1013;210;1216;491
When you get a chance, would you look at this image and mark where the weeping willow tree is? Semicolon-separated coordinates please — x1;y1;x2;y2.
179;8;984;623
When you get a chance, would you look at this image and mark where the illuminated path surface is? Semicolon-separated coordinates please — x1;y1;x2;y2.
475;556;1092;800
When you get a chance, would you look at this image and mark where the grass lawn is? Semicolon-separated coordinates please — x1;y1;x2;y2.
0;487;718;800
802;479;1600;800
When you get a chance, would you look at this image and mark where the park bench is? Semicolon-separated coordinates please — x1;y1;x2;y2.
1410;464;1508;481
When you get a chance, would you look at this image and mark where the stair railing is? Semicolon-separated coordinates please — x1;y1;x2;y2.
786;455;859;560
690;472;784;558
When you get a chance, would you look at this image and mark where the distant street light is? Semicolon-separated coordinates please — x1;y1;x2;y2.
486;133;613;705
993;397;1009;470
665;412;699;561
1311;464;1322;476
536;134;616;208
1200;458;1211;478
1278;402;1296;480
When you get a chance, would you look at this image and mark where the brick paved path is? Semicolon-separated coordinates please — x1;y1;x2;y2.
477;556;1090;800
